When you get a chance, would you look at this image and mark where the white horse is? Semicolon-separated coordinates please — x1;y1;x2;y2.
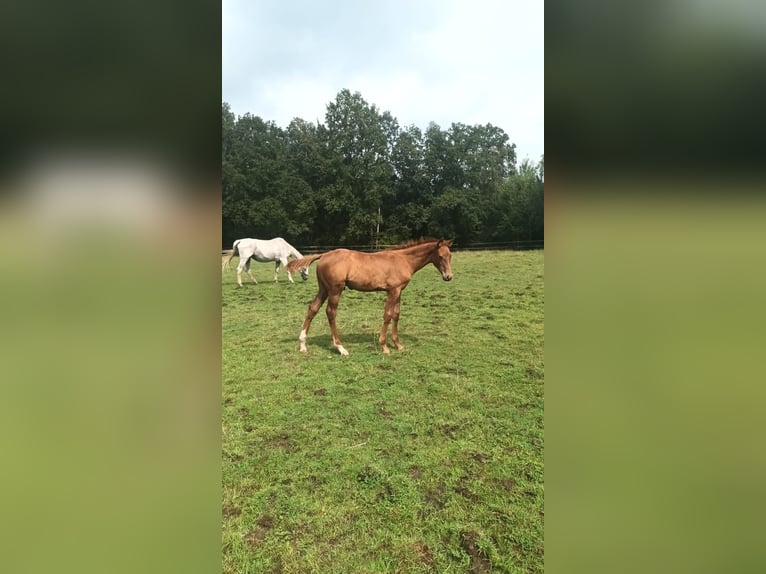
223;237;309;286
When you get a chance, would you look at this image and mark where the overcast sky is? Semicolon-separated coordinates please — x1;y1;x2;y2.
222;0;543;163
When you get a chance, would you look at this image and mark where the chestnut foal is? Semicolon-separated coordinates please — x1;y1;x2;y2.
287;238;454;355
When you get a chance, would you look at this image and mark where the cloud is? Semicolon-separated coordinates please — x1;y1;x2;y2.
223;0;543;161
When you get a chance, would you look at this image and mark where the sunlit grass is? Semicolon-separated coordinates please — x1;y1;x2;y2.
222;250;544;573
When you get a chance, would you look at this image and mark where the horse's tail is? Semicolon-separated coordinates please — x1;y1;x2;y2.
222;240;240;272
286;253;323;272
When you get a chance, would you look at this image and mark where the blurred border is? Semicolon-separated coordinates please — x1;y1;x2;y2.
0;2;221;573
547;2;766;572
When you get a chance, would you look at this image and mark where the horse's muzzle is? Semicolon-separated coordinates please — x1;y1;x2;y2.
442;274;453;281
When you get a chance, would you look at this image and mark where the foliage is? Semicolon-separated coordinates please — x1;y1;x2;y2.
222;93;544;247
222;250;544;573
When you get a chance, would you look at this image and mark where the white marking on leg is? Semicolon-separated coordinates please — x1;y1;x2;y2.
299;329;307;352
337;345;349;356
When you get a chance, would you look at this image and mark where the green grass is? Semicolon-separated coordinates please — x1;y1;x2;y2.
222;250;544;573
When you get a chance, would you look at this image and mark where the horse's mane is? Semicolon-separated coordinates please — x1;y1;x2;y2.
386;237;440;251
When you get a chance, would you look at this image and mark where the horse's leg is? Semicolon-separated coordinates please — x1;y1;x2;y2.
378;291;392;355
274;260;280;283
299;286;328;352
378;289;401;355
326;291;348;356
235;259;246;287
390;292;405;351
245;259;257;284
282;257;294;283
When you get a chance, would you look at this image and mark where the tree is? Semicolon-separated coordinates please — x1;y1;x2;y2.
428;187;482;245
386;125;430;240
222;110;292;244
221;93;542;248
493;158;544;242
323;89;397;243
423;122;463;195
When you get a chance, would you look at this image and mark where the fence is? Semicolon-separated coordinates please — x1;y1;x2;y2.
222;239;542;256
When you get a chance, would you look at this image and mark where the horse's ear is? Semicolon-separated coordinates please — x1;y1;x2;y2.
445;238;454;247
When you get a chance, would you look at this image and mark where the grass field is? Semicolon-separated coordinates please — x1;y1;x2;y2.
222;249;544;573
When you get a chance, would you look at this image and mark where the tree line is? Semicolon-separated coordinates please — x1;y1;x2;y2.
222;89;543;249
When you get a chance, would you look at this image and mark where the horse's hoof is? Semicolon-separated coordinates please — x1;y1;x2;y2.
337;346;349;356
382;347;391;355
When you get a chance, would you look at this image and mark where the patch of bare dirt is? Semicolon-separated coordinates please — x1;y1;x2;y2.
412;540;435;568
243;528;266;547
438;423;459;438
471;451;490;464
222;504;241;519
502;477;517;491
454;476;479;502
424;483;446;509
460;530;491;574
243;515;274;548
264;433;296;452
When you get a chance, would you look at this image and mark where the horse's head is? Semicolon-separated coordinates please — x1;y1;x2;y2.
299;266;310;281
433;239;454;281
